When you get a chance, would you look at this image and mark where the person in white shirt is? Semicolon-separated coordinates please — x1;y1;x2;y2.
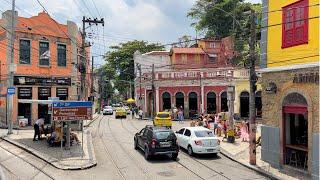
33;118;44;141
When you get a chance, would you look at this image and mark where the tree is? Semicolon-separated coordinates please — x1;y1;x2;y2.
188;0;261;66
105;40;164;98
178;35;192;47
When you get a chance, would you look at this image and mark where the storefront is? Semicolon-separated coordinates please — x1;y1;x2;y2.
14;76;71;126
260;66;319;178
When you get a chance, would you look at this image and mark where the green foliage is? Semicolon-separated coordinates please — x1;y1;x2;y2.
188;0;261;67
105;40;164;97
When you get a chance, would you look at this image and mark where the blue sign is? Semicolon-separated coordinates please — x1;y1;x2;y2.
7;87;15;95
53;101;93;108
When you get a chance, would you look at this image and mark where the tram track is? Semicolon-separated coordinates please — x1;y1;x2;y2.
0;141;54;180
95;116;126;180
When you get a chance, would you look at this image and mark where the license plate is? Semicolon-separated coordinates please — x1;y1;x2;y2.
207;149;214;152
160;142;171;147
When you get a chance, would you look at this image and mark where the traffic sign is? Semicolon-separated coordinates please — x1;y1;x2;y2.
53;101;92;108
52;101;93;121
7;87;15;95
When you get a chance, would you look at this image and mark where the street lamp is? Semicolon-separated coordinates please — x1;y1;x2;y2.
227;85;235;143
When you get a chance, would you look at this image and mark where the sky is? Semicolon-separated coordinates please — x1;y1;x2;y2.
1;0;261;65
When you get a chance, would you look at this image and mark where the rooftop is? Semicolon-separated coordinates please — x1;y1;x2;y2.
170;48;205;54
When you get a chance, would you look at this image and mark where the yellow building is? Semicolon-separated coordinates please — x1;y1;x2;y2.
260;0;319;178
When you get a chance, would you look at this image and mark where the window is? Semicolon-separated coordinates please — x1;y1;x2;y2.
19;39;31;64
282;0;308;48
177;128;185;134
208;54;217;63
195;55;200;64
184;129;191;137
39;41;50;66
57;44;66;66
181;54;187;64
139;128;145;135
157;114;170;118
143;129;149;137
209;42;215;48
155;131;173;139
194;131;214;137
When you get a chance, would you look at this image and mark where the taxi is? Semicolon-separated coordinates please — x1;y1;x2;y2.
153;112;172;129
115;108;127;119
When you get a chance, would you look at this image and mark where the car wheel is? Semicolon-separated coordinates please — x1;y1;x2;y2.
171;153;178;161
134;139;138;150
187;146;193;156
144;146;150;160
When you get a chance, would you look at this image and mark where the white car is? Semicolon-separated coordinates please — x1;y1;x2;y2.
175;126;220;156
103;106;113;115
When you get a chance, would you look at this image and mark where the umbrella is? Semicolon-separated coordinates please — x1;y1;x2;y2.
126;98;135;104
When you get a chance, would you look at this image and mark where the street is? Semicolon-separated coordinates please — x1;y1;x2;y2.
0;115;268;180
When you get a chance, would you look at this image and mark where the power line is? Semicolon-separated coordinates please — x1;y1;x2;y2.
260;3;320;15
260;16;320;29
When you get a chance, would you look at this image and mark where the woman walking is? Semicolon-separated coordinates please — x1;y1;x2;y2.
240;121;249;142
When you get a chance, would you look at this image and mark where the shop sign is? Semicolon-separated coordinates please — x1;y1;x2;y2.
18;87;32;99
293;73;319;84
38;87;51;98
52;101;93;121
14;76;71;86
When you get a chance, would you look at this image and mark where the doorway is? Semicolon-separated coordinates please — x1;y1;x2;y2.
207;92;216;114
18;103;31;125
175;92;184;109
162;92;171;111
188;92;198;118
220;91;228;112
240;91;249;117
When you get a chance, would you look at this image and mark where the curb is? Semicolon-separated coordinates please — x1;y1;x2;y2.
84;114;101;127
220;148;280;180
0;131;97;170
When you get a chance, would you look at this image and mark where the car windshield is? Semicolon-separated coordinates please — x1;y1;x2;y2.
194;130;214;137
157;114;169;118
105;106;112;109
155;131;175;139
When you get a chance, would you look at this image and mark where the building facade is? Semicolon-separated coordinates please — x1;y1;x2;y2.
0;11;91;126
260;0;319;178
134;38;262;119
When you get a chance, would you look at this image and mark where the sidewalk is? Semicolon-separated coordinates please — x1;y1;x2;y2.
218;136;311;180
0;128;97;170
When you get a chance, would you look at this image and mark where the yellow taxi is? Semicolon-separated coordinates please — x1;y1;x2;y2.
115;108;127;119
153;112;172;128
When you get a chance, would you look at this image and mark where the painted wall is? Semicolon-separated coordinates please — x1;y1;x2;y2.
267;0;319;67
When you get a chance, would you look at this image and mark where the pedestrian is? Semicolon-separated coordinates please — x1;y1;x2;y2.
214;114;220;135
138;108;143;120
240;121;249;142
33;118;44;141
178;106;184;123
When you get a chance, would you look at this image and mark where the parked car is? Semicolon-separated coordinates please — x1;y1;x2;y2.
115;108;126;119
134;125;179;160
175;127;220;156
124;106;131;114
103;106;113;115
153;112;172;128
112;103;121;111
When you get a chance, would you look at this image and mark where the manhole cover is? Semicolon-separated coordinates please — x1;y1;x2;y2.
157;171;175;177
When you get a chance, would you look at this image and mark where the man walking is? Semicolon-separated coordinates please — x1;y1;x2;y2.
178;106;184;123
33;118;44;141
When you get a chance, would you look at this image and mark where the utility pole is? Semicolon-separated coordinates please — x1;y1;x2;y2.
80;17;104;101
137;63;142;109
91;56;94;100
151;64;155;119
7;0;15;134
249;9;257;165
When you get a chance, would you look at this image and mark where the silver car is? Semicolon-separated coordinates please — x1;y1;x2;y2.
103;106;113;115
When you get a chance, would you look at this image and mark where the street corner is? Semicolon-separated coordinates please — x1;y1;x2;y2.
1;129;97;170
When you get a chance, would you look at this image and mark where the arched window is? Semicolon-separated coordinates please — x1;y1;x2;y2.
189;92;198;118
240;91;249;117
162;92;171;111
255;91;262;118
175;92;184;109
207;92;216;114
221;91;228;112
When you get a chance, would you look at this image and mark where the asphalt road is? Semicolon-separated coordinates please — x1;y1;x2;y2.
0;115;269;180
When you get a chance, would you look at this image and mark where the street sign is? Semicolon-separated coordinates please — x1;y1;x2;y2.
7;87;15;95
52;101;93;121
